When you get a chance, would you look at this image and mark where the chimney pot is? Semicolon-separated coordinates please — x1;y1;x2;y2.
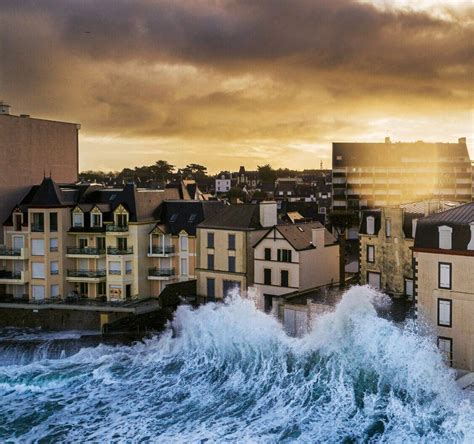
385;137;391;144
458;137;466;144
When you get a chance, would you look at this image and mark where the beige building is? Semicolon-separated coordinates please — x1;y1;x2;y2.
413;202;474;371
359;201;460;297
0;103;79;241
196;202;277;300
252;222;338;313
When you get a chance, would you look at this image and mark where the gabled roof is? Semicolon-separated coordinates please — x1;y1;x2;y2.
198;204;263;230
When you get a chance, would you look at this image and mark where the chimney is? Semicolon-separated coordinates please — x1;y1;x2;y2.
259;201;277;228
458;137;466;144
385;137;391;144
0;101;11;115
311;227;325;248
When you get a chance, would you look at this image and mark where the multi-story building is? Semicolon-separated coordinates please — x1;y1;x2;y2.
236;166;259;188
147;200;225;295
1;178;183;302
215;172;232;194
413;202;474;371
359;201;460;296
0;103;80;240
253;221;339;313
332;138;472;211
196;202;277;300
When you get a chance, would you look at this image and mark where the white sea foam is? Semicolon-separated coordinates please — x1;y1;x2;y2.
0;285;472;442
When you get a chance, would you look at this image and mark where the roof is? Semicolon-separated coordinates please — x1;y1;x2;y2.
198;204;263;230
414;202;474;251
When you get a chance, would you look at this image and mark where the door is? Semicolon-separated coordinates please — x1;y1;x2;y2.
367;272;381;290
125;284;132;300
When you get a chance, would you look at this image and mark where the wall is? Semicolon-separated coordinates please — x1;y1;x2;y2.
0;115;79;240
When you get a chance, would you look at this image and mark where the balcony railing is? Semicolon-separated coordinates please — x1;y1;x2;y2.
106;225;129;232
0;247;21;256
150;245;174;255
107;247;133;255
31;224;44;232
67;269;106;278
148;267;174;277
67;247;106;255
69;226;105;233
0;270;21;280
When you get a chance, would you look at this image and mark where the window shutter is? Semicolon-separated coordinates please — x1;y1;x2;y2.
438;299;451;326
367;216;375;235
439;263;451;288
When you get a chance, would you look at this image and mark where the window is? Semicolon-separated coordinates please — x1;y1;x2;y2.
228;256;236;272
96;237;106;251
125;261;132;275
79;238;88;249
79;282;88;297
32;262;45;279
180;235;188;252
264;248;271;261
438;263;452;289
367;216;375;235
31;213;44;231
32;285;45;301
281;270;289;287
264;268;272;285
367;245;375;263
277;249;292;263
319;207;327;214
385;219;391;238
97;282;106;297
404;278;414;297
50;238;58;252
207;278;215;299
170;213;178;223
50;261;59;275
367;272;381;289
109;261;121;275
91;213;102;227
207;254;214;270
437;337;453;366
50;284;59;298
207;232;214;249
73;212;84;228
412;219;418;238
336;155;342;160
180;258;188;276
438;299;452;327
228;234;236;250
31;239;45;256
438;226;453;250
116;213;128;227
117;238;128;250
14;213;22;231
49;213;58;232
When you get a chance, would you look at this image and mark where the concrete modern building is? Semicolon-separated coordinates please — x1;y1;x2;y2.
147;200;225;296
252;221;338;313
332;138;472;211
359;201;460;297
196;202;277;300
0;103;80;240
413;202;474;371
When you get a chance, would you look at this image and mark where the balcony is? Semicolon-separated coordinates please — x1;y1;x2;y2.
0;270;29;284
66;269;106;282
0;246;29;260
69;225;105;233
66;246;106;258
31;224;44;232
107;246;133;255
147;245;175;257
106;224;129;233
148;267;175;280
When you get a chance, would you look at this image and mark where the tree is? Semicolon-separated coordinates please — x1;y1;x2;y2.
227;187;246;203
328;210;359;288
257;164;277;183
180;163;208;180
152;160;175;182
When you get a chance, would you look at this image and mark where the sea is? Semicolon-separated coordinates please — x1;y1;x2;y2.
0;286;472;442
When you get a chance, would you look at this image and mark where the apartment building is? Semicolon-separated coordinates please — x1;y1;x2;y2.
413;202;474;371
236;166;259;188
359;201;460;297
147;200;225;295
0;103;79;241
1;178;183;302
332;138;472;211
253;222;338;313
196;202;277;300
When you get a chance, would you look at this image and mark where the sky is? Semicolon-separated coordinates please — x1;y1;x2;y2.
1;0;473;173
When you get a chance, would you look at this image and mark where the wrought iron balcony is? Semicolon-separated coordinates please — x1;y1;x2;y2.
107;246;133;255
148;267;174;277
67;247;106;255
0;247;21;256
149;245;174;255
0;270;21;280
67;270;106;278
106;224;129;232
31;224;44;232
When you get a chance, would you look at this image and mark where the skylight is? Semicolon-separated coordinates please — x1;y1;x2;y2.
170;213;178;222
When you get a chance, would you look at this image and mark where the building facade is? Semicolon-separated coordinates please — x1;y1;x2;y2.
253;221;339;313
413;202;474;371
0;103;79;240
196;202;277;300
215;172;232;194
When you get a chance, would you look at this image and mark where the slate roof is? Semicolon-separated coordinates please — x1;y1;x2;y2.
198;204;263;230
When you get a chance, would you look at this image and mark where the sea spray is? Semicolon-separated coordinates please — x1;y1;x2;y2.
0;286;472;442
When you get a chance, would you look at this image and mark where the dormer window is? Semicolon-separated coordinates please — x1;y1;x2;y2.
73;212;84;228
438;225;453;250
367;216;375;235
91;213;102;228
13;212;22;231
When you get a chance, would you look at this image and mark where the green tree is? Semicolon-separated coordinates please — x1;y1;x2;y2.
152;160;175;181
328;210;359;288
257;164;277;182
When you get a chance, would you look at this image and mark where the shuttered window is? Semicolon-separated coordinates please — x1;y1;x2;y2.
31;239;45;256
367;216;375;235
32;262;45;279
438;299;452;327
438;263;451;289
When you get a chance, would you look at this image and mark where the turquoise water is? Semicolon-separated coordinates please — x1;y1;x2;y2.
0;286;472;442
